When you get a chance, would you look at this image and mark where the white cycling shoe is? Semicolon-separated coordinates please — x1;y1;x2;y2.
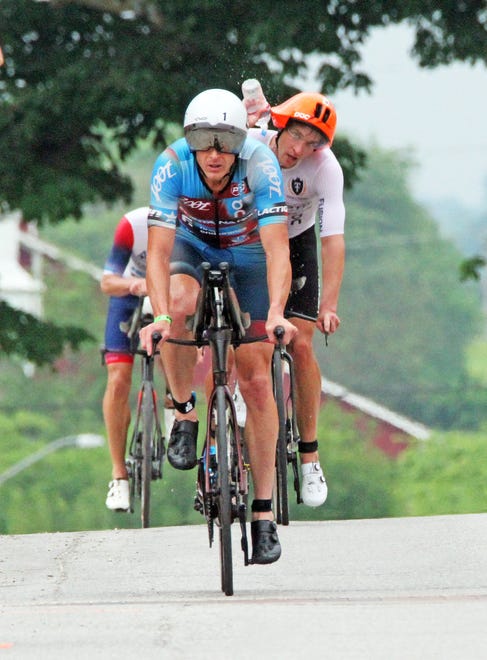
300;462;328;507
105;479;130;512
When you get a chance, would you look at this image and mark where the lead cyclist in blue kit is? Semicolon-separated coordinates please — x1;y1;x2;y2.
139;88;296;565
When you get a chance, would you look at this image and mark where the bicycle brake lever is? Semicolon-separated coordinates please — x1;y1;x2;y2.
274;325;285;345
151;331;162;349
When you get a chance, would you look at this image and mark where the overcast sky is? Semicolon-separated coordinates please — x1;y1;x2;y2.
327;24;487;211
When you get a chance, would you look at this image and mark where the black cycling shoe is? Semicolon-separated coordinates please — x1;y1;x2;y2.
250;520;281;565
167;420;199;470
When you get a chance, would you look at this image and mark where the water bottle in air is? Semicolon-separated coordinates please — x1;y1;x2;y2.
241;78;271;129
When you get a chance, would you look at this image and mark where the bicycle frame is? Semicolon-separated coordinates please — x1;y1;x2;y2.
170;261;252;596
125;330;165;528
272;329;302;526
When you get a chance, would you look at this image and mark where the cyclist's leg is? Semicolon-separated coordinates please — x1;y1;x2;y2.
103;297;137;476
160;272;200;423
231;244;279;519
103;295;137;510
286;227;320;460
161;235;202;469
103;360;133;479
156;356;176;437
236;342;281;564
286;228;327;506
287;316;321;460
232;245;281;563
235;341;276;518
163;233;205;415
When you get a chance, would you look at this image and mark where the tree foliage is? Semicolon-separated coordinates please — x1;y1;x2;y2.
1;0;486;222
392;430;487;516
0;0;485;363
0;300;93;366
316;144;486;428
459;255;486;282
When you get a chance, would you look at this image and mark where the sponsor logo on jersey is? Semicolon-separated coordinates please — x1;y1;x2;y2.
148;209;162;221
180;196;213;211
151;160;176;200
256;157;283;197
257;204;287;217
291;177;304;195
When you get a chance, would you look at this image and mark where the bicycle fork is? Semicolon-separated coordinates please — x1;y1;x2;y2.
277;344;303;505
198;326;250;566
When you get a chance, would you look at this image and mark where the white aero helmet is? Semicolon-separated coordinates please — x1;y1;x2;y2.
184;89;248;154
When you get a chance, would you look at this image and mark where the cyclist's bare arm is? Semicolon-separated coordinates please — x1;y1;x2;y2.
100;273;147;297
139;225;175;354
260;223;297;345
318;233;345;335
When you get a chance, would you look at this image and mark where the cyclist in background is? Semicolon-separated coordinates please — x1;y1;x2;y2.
101;207;173;512
139;88;297;565
245;89;346;508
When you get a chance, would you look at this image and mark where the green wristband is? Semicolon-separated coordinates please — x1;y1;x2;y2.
154;314;172;324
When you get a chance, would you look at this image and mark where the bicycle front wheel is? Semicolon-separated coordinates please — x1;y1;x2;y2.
272;349;289;526
141;383;155;528
214;386;234;596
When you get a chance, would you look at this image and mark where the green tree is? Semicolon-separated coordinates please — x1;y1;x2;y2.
2;1;485;221
317;144;486;428
392;430;487;516
460;255;486;282
1;0;485;363
0;300;93;366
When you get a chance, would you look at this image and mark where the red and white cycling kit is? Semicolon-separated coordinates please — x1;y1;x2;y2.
103;207;149;364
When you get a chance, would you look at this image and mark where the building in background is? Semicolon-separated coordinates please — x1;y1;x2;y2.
0;211;45;317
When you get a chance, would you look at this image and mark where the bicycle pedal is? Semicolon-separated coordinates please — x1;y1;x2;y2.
193;495;204;515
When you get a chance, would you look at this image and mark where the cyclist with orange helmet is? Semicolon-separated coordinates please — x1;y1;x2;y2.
244;87;346;509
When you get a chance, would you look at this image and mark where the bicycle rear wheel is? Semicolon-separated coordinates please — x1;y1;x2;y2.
141;383;155;528
272;348;289;526
214;386;234;596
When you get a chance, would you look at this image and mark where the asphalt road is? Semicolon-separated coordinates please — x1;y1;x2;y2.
1;514;486;659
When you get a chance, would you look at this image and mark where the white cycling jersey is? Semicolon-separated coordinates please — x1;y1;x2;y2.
249;128;345;240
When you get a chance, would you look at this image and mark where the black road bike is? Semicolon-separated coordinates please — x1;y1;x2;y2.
168;262;260;596
124;298;165;528
271;327;302;526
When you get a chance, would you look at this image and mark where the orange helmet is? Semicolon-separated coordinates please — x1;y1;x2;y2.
271;92;337;146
